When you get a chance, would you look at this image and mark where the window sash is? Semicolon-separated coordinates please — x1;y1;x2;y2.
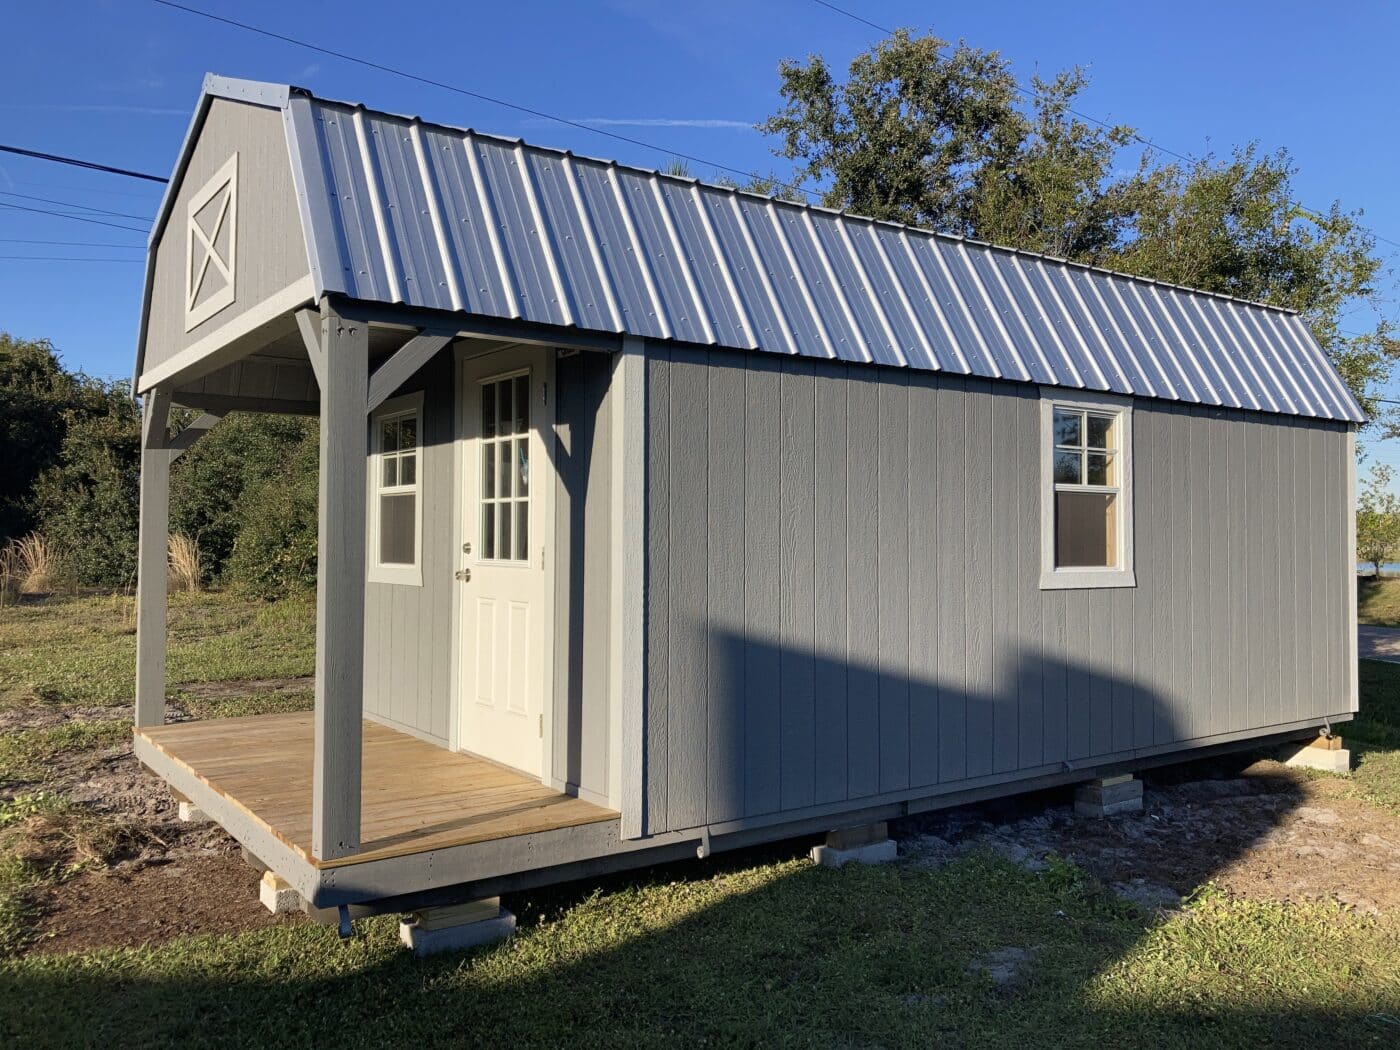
370;400;422;582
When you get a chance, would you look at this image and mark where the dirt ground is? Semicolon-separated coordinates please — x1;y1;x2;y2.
12;701;1400;956
8;702;303;957
899;753;1400;916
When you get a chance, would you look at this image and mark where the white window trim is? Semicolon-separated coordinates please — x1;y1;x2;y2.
1039;388;1136;590
368;391;424;587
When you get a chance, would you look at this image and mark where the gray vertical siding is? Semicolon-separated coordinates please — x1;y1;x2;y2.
362;349;454;746
552;350;614;803
642;345;1354;836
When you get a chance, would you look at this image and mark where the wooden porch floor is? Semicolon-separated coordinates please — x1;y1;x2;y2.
137;713;616;869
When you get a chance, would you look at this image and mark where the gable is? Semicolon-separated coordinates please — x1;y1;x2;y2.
140;96;310;384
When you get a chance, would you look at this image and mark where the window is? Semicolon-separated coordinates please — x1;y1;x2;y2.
1040;392;1135;589
369;392;423;586
478;371;531;562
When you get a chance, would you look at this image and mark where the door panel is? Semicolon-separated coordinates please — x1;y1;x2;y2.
458;347;550;776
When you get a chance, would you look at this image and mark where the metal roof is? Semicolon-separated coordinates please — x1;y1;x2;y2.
144;75;1367;423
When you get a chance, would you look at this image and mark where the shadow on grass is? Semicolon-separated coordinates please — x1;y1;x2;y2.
2;830;1398;1048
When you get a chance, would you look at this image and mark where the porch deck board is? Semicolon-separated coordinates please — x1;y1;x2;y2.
138;713;617;869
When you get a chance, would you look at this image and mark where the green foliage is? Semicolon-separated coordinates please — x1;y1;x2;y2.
0;333;131;546
170;413;319;589
31;387;141;588
1357;465;1400;575
760;29;1396;426
222;422;320;598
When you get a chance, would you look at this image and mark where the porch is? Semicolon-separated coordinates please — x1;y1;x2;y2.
133;712;644;908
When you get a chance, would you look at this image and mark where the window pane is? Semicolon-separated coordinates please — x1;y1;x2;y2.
1053;450;1082;485
382;455;398;488
481;384;495;439
400;452;417;486
481;443;495;498
514;375;529;432
482;503;495;559
1055;491;1117;568
381;419;399;452
515;437;529;497
515;501;529;561
499;378;514;436
1053;408;1082;448
379;493;416;565
1086;413;1115;451
499;494;512;557
498;441;512;498
398;416;417;451
1086;452;1113;486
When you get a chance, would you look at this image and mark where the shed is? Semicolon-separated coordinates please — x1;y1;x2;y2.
131;75;1361;917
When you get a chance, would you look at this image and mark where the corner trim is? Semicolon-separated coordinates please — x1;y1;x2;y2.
612;336;647;837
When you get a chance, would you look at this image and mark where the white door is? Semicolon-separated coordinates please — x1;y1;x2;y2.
458;348;550;776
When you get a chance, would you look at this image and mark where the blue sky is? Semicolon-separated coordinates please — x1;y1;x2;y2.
2;1;1397;462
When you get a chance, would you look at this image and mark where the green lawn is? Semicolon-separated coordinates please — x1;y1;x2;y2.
1357;575;1400;628
1;593;1399;1046
0;590;315;709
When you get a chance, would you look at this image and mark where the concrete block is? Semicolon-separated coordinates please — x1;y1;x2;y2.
177;800;208;823
811;838;898;868
1074;775;1143;818
259;872;301;915
825;822;890;852
1283;737;1351;774
398;903;516;957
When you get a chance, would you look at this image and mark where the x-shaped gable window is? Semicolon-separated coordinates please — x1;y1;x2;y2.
185;153;238;330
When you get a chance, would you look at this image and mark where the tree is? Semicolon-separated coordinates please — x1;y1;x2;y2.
31;382;141;587
0;332;123;543
758;29;1397;426
1357;465;1400;577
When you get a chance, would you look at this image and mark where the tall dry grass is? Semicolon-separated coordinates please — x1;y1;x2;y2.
0;533;65;603
167;533;202;593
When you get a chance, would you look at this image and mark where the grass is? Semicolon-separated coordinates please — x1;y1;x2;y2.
0;721;129;787
1357;575;1400;628
0;590;314;709
0;854;1397;1048
1345;660;1400;812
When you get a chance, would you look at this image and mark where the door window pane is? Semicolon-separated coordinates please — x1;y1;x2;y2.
477;372;532;562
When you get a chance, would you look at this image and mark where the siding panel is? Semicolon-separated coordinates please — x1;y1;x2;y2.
641;348;1353;834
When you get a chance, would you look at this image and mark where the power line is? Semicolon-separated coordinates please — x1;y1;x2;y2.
808;0;1400;252
0;237;144;249
0;254;145;262
151;0;821;201
0;144;167;183
0;201;148;233
0;190;153;222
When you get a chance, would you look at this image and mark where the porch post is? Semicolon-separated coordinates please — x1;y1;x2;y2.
311;302;368;861
135;389;173;729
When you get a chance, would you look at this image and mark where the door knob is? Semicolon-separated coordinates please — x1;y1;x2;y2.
455;568;472;582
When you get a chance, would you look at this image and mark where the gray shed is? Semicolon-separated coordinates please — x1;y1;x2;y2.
132;75;1360;918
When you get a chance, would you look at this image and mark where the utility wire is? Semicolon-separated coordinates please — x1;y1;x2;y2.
0;190;153;222
0;237;145;249
0;144;167;183
809;0;1400;252
0;254;144;262
151;0;821;201
0;201;148;233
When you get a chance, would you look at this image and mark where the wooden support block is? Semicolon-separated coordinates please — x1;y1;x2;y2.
1308;735;1344;751
408;898;501;931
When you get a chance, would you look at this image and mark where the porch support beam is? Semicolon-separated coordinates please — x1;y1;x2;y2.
366;328;454;414
168;412;224;459
135;389;174;729
311;302;368;861
173;392;319;417
296;305;326;387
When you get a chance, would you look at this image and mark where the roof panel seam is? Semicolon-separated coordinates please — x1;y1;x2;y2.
462;133;522;320
515;143;576;328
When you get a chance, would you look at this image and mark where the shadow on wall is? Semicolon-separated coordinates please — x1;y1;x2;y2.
651;627;1204;832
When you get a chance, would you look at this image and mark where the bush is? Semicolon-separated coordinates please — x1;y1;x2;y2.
224;423;320;598
32;395;141;588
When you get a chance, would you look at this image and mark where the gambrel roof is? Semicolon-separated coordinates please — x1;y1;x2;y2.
139;75;1365;422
